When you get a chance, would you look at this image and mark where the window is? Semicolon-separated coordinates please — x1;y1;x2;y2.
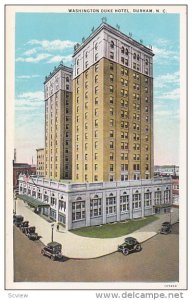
133;53;136;59
110;74;114;82
110;152;114;160
164;190;170;203
110;130;114;138
95;97;99;105
110;96;114;104
95;43;98;50
95;86;98;94
144;191;152;207
110;141;114;149
110;63;114;71
133;164;140;171
95;64;99;72
121;46;124;54
137;54;140;61
95;130;98;138
120;193;129;212
72;200;86;221
95;53;98;61
85;164;88;170
132;192;141;209
85;153;88;160
154;191;161;205
125;59;128;66
85;61;88;68
110;85;114;93
95;164;98;171
90;196;102;217
95;119;98;128
106;194;116;215
95;141;98;150
110;52;114;59
121;57;124;64
95;153;98;160
110;40;114;48
110;164;114;172
95;108;98;116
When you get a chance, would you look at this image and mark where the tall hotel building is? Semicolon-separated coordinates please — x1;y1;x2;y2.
44;62;73;181
73;22;154;183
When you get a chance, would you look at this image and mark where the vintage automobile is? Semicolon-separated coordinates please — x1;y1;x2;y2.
41;242;63;261
20;221;29;233
118;237;142;256
160;222;172;234
13;215;24;227
24;226;39;240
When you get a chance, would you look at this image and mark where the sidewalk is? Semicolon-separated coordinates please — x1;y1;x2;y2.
16;199;179;259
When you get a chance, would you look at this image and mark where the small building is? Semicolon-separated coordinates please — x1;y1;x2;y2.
154;165;179;177
36;148;45;177
18;175;172;230
13;162;36;190
172;176;179;204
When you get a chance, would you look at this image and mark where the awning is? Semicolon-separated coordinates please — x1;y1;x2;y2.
18;194;50;208
153;204;171;209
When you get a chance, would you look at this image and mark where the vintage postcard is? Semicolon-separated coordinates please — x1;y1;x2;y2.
5;3;187;293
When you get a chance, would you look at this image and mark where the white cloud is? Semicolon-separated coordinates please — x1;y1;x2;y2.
15;91;44;111
27;39;76;51
18;91;44;100
16;53;51;63
17;74;40;79
47;54;72;64
155;88;180;101
23;48;37;56
154;71;179;89
155;38;170;47
153;46;179;64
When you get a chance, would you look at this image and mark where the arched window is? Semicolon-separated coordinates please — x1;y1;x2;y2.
110;40;114;48
121;46;124;54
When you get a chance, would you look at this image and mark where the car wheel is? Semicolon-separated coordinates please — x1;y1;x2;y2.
51;255;55;261
135;244;142;252
123;248;129;256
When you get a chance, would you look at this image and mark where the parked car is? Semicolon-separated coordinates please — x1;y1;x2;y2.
160;222;172;234
118;237;142;256
13;215;24;227
41;242;63;261
20;221;29;232
24;226;39;240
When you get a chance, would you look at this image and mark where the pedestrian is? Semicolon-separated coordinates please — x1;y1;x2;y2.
57;224;59;231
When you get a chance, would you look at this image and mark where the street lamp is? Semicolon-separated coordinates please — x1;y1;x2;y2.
170;208;173;224
14;192;17;215
51;223;54;242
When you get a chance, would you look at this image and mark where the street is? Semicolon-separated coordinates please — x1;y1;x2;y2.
14;223;179;282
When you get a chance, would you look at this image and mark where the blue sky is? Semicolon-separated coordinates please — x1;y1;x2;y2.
15;13;180;165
